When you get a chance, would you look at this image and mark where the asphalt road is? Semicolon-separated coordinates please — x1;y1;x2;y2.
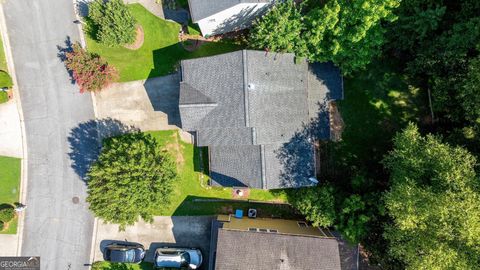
3;0;96;269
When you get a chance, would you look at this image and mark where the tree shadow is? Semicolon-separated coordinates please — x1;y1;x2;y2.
275;100;331;188
210;4;271;36
56;36;75;84
68;118;138;181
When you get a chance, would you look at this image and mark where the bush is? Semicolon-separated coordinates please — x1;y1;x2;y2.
0;205;15;223
65;43;118;93
0;70;13;88
88;0;137;47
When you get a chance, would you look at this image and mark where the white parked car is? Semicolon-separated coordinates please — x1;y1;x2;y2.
154;247;203;269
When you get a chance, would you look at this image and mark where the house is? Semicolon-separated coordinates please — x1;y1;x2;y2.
179;50;343;189
208;215;343;270
188;0;272;36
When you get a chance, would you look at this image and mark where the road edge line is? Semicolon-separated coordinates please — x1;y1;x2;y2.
0;2;29;257
71;1;102;267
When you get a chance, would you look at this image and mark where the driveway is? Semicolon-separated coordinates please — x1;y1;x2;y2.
0;100;22;158
3;0;97;269
95;74;181;131
93;216;213;269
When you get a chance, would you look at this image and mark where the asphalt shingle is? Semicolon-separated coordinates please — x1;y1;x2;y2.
214;229;342;270
179;50;342;189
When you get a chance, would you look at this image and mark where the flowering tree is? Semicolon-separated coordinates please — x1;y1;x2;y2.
65;43;118;93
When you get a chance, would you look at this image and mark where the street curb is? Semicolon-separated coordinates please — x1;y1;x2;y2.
71;0;102;267
0;2;29;257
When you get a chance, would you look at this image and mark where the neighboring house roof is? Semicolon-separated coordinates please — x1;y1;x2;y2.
188;0;271;22
179;50;343;189
214;229;342;270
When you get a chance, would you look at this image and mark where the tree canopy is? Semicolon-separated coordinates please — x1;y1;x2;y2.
65;43;118;93
88;0;137;47
87;132;176;230
383;124;480;269
249;0;400;74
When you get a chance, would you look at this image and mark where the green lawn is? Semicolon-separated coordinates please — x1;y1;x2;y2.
0;35;7;72
321;59;427;188
0;156;21;234
92;261;153;270
86;4;243;82
145;130;293;217
0;91;8;103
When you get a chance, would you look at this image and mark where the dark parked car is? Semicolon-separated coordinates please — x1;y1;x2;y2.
154;247;203;269
104;242;146;263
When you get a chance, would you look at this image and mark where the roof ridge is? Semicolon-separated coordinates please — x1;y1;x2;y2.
242;50;250;128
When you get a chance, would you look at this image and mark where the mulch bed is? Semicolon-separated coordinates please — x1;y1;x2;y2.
124;25;145;50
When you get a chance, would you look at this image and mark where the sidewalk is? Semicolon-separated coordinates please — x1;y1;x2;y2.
0;2;27;257
0;99;22;158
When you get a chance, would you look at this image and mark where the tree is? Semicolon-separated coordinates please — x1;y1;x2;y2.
305;0;400;73
87;132;177;230
249;1;307;56
383;124;480;269
291;184;336;227
65;43;118;93
88;0;137;47
248;0;400;73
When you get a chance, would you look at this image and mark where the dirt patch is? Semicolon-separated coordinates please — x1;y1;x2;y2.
329;101;345;142
124;25;144;50
181;39;205;52
165;132;185;166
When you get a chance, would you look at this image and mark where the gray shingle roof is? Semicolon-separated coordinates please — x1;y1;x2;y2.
214;229;341;270
209;145;263;188
197;127;254;146
188;0;271;22
179;50;343;189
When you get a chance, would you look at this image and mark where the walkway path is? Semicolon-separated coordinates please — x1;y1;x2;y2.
0;100;22;158
3;0;97;269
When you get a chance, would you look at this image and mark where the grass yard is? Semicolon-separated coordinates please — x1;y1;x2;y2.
321;59;428;187
146;130;293;217
92;261;153;270
0;156;21;234
85;4;243;82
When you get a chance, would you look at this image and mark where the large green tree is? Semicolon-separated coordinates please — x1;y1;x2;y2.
383;124;480;269
291;184;337;227
87;132;176;229
249;1;306;56
88;0;137;47
249;0;400;73
305;0;400;73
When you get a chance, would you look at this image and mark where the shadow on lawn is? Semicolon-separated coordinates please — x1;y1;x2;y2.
68;118;138;181
171;195;299;218
145;40;244;79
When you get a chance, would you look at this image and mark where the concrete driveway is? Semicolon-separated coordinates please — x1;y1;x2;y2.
93;216;213;269
95;74;181;131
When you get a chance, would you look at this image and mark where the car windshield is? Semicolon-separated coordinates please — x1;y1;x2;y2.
180;252;191;267
125;249;135;262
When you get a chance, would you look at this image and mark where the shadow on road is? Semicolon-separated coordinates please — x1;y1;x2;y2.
68;118;138;181
56;36;75;84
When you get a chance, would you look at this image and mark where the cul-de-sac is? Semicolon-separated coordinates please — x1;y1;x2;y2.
0;0;479;269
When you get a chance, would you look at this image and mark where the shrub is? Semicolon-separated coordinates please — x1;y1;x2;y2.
0;205;15;223
88;0;137;47
65;43;118;93
0;70;13;88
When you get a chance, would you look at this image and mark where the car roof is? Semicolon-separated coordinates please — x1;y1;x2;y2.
109;249;130;262
155;253;183;268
